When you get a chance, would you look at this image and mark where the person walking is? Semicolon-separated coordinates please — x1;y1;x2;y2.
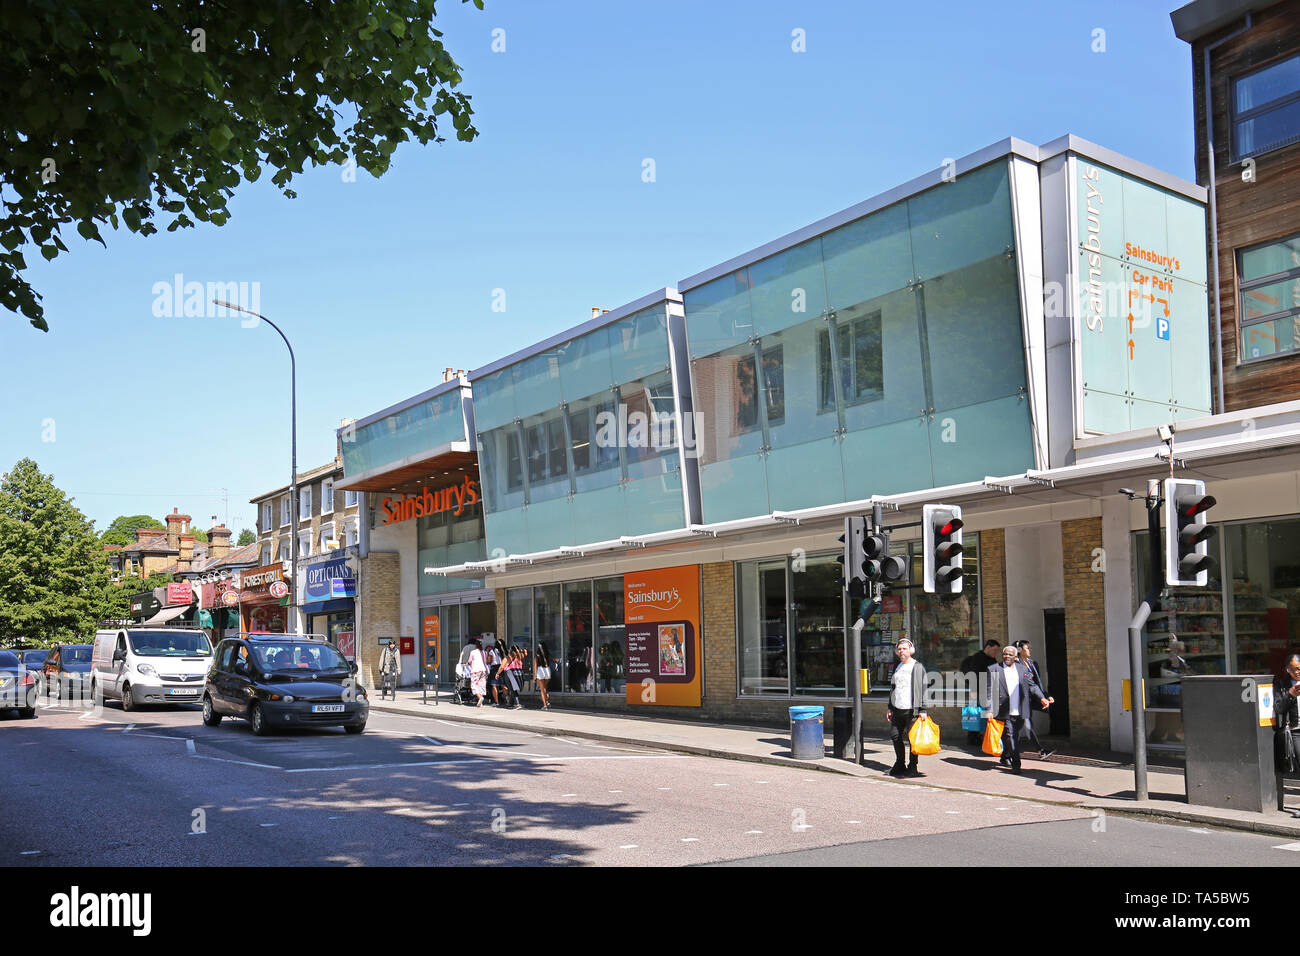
504;645;524;709
985;644;1050;774
467;640;488;708
960;639;1001;746
535;643;552;710
1015;640;1055;757
884;638;928;778
485;640;505;707
1274;655;1300;806
379;640;401;700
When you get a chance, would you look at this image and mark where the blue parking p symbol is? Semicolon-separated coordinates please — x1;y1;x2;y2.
1156;317;1170;340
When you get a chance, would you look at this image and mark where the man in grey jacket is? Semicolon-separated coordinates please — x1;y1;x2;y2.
985;644;1050;774
885;638;928;778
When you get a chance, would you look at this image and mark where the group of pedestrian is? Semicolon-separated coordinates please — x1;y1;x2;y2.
458;637;554;710
887;636;1053;778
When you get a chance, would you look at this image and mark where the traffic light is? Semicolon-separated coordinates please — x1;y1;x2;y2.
865;528;908;585
837;516;868;597
1164;478;1216;586
923;503;964;593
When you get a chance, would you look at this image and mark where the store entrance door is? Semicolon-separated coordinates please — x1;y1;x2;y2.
1043;609;1069;736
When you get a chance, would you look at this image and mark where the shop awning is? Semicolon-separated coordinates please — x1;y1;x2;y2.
301;598;354;615
143;605;189;625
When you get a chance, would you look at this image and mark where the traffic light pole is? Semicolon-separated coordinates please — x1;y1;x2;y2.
1127;480;1164;801
851;588;881;767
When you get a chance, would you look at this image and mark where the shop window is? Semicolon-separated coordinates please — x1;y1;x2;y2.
1232;53;1300;161
737;558;793;697
594;576;626;695
735;344;785;431
1238;232;1300;362
534;584;562;694
817;311;884;412
562;581;594;693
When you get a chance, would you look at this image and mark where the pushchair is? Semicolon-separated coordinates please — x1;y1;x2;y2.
450;667;476;705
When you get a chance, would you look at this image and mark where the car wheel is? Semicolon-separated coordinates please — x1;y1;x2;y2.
18;705;35;719
250;702;270;736
344;722;366;734
121;682;135;712
201;694;222;727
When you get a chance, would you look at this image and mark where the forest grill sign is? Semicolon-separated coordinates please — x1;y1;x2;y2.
237;563;289;602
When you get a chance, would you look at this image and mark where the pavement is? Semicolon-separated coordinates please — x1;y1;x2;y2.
371;687;1300;838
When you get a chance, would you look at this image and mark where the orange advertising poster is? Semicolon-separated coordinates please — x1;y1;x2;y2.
624;565;702;707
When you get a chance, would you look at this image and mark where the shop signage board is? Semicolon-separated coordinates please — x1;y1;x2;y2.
378;476;479;525
423;615;440;672
624;565;702;707
337;630;356;660
165;582;194;606
302;554;356;603
238;563;288;602
1072;158;1210;435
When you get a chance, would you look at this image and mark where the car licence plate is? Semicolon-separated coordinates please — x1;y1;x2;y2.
312;704;344;713
166;687;196;695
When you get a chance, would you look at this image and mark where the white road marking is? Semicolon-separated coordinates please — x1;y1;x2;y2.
846;820;861;824
995;807;1010;811
899;815;915;818
422;736;445;746
713;783;729;787
608;789;623;793
123;732;189;741
745;830;763;835
431;719;461;728
681;837;699;842
561;794;577;798
122;724;135;733
259;823;277;828
619;844;639;849
945;811;961;815
1273;842;1300;851
186;739;196;754
190;753;283;770
1188;828;1211;834
285;758;487;774
19;850;40;855
549;854;572;861
657;787;671;791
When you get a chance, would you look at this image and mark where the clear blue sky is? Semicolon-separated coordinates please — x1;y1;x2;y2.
0;0;1197;536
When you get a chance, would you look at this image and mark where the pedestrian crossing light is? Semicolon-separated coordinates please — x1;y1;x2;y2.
837;516;868;597
1164;478;1216;587
923;503;964;594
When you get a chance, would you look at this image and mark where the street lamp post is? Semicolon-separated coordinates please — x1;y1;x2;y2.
214;300;298;633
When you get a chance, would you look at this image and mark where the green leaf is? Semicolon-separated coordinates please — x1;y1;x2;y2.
40;244;58;261
208;125;233;150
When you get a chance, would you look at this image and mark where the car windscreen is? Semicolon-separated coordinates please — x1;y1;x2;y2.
250;643;347;674
0;651;19;668
61;646;93;664
126;631;212;657
21;650;48;664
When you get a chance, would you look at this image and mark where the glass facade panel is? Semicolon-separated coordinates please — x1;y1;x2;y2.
686;161;1032;524
608;306;671;386
556;326;614;403
907;162;1014;280
683;269;753;359
747;238;828;338
416;496;486;596
343;388;467;477
923;254;1025;411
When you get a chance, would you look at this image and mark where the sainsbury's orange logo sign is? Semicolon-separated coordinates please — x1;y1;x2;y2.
380;476;479;525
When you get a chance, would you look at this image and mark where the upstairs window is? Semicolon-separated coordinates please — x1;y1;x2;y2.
1238;231;1300;362
1232;53;1300;161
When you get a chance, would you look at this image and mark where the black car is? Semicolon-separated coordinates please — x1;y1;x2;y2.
0;651;37;719
202;636;367;736
41;644;93;699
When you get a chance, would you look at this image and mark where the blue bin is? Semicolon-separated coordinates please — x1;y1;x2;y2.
789;705;825;760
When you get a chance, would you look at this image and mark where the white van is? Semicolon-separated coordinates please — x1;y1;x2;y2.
90;628;213;711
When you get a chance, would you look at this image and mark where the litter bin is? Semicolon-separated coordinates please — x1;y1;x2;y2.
789;705;825;760
832;705;854;759
1182;675;1279;813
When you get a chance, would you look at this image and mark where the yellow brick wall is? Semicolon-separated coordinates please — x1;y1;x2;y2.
981;528;1008;647
1062;516;1108;748
359;552;400;689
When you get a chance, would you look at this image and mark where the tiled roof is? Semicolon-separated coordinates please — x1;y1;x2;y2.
121;535;177;555
203;542;262;572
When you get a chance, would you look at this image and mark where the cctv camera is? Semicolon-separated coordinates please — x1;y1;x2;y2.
1156;424;1174;443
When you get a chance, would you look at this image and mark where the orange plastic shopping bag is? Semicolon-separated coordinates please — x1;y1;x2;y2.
982;718;1005;756
908;714;941;756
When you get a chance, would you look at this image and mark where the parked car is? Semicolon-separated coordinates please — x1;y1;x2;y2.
12;648;49;674
203;635;367;736
42;644;93;699
90;628;213;711
0;651;37;719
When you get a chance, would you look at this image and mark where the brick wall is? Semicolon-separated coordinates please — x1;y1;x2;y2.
359;551;400;689
700;561;736;719
981;528;1008;647
1062;517;1108;748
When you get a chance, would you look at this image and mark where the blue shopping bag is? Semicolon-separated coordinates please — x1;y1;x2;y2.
961;705;986;732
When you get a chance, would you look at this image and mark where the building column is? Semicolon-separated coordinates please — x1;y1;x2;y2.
358;552;400;690
1062;516;1109;749
981;528;1008;647
701;561;736;719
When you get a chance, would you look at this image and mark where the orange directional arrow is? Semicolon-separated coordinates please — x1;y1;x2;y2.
1128;313;1134;334
1157;297;1169;316
1145;292;1155;303
1128;339;1135;360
